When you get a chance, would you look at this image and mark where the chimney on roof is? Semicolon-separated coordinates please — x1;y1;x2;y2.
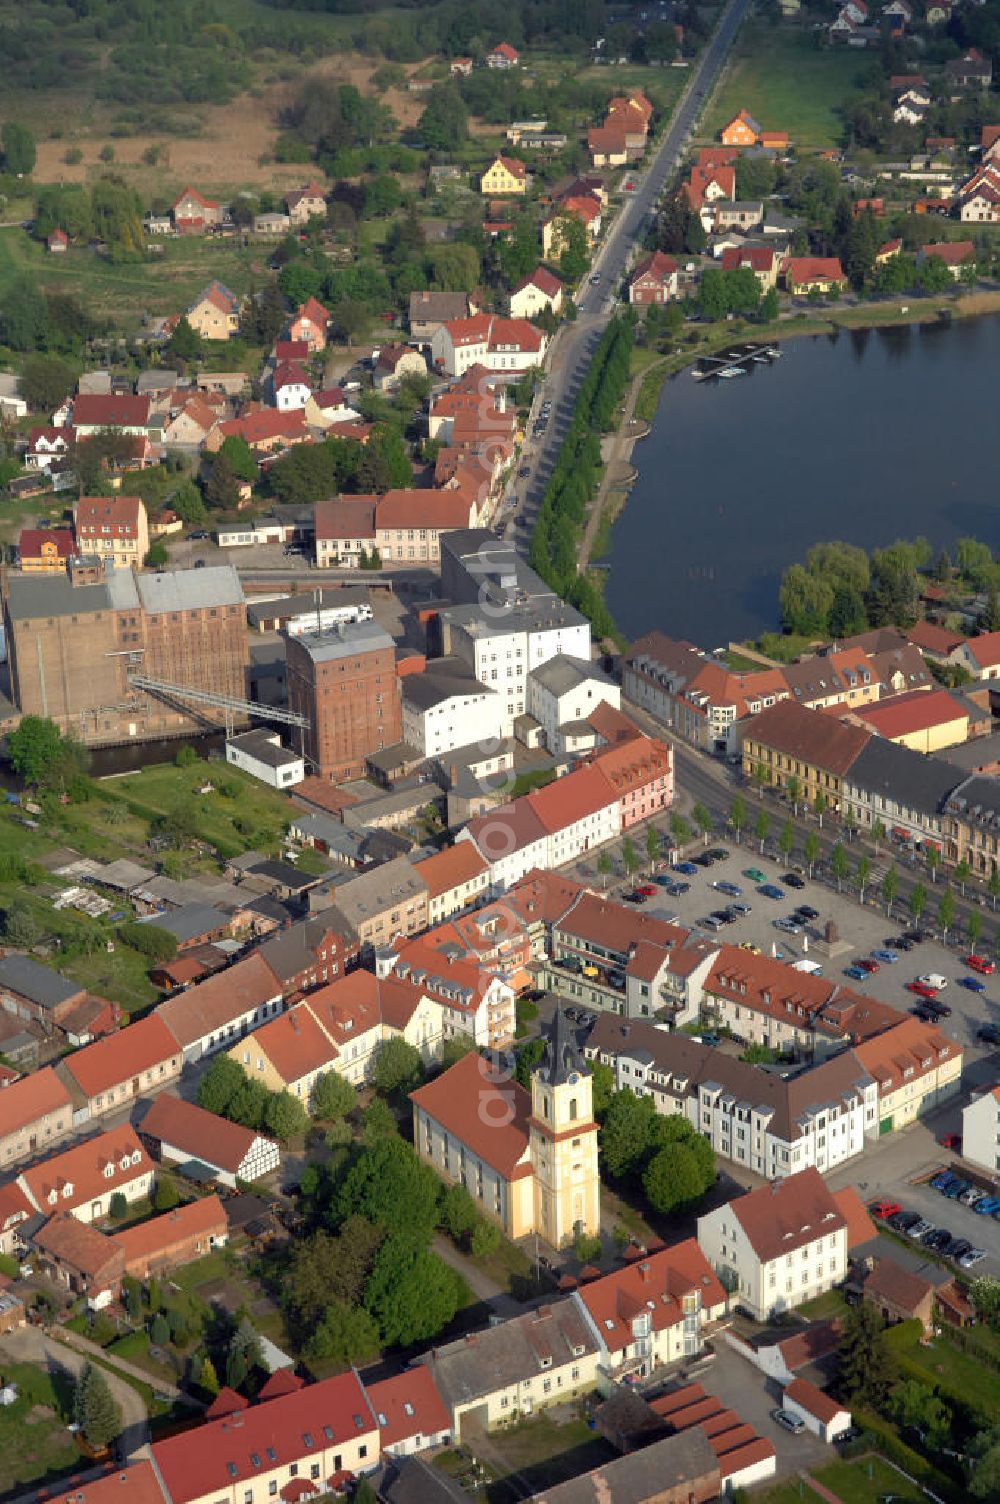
639;1261;651;1283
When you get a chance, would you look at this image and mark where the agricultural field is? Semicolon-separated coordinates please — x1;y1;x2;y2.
704;26;870;149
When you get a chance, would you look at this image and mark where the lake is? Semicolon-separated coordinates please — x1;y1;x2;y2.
603;315;1000;648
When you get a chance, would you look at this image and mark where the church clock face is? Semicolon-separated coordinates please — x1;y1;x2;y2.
567;1072;580;1085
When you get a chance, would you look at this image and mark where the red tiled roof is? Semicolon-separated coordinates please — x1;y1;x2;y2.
295;296;329;327
783;256;846;285
850;687;964;740
853;1015;957;1095
258;1369;305;1400
172;185;219;211
19;1127;152;1217
631;250;679;285
487;154;526;180
76;493;143;539
727;1168;846;1262
526;763;617;834
72;394;150;428
64;1014;180;1100
217;409;307;446
490;41;518;60
717;1437;776;1478
112;1194;227;1270
777;1319;841;1371
155;952;281;1050
206;1385;249;1419
365;1366;450;1448
244;1002;339;1084
921;240;975;265
465;799;548;862
831;1186;876;1248
721;246;776;273
516;265;563;298
410;1051;532;1178
964;629;1000;669
273;360;310;391
907;620;964;655
576;1239;725;1354
744;698;870;774
784;1377;846;1425
139;1094;273;1176
151;1370;377;1504
314;496;377;541
43;1461;166;1504
0;1067;72;1142
414;842;489;899
18;527;75;559
376;488;475;530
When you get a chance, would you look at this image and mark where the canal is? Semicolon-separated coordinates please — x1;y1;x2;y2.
603;315;1000;648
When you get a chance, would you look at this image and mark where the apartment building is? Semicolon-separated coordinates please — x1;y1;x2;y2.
324;856;430;951
18;1127;154;1226
741;699;871;810
0;1068;73;1170
962;1086;1000;1173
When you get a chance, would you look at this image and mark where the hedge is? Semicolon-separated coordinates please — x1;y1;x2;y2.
853;1410;959;1499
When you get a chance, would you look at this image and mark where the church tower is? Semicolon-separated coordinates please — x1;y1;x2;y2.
529;1008;601;1249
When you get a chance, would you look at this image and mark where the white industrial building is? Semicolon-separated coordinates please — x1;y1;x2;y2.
225;729;305;789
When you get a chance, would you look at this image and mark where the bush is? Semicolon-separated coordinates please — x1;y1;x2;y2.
153;1173;180;1212
64;146;83;165
109;1192;127;1221
117;920;177;962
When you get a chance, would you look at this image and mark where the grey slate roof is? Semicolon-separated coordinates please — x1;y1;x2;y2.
415;1300;598;1410
0;954;80;1008
133;564;243;614
944;774;1000;828
291;620;394;663
933;729;1000;772
227;730;301;770
529;653;611;698
5;574;113;622
148;904;229;944
403;656;489;711
257;912;355;983
533;1428;719;1503
328;855;429;927
842;737;964;816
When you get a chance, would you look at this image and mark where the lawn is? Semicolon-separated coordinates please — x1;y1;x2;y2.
757;1481;825;1504
798;1288;849;1320
895;1326;1000;1415
0;1361;79;1497
108;757;298;858
814;1457;925;1504
704;26;870;149
474;1414;616;1502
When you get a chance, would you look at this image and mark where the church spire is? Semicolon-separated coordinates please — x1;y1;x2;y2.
537;1006;585;1087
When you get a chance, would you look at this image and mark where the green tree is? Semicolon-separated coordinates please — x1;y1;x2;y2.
417;85;468;150
2;122;36;176
109;1192;127;1221
226;1318;262;1391
755;809;771;854
361;1096;399;1143
167;315;202;363
778;818;794;866
968;1426;1000;1499
470;1219;501;1260
440;1184;478;1246
830;841;848;892
856;853;872;901
871;818;886;855
169;482;208;528
813;791;828;827
118;921;177;962
73;1363;122;1450
938;888;955;940
729;795;747;844
20;353;76;412
307;1298;381;1364
597;850;612;889
925;845;941;884
363;1233;465;1346
264;1090;310;1142
197;1055;245;1117
336;1136;441;1239
779;563;833;636
692;801;712;844
968;909;984;950
312;1070;355;1122
7;715;66;786
621;835;638;878
954;858;971;896
643;1134;714;1215
600;1090;659;1181
882;865;899;916
557;215;590;283
803;829;821;877
990;867;1000;911
646;824;661;871
670;812;691;847
150;1312;170;1346
3;899;40;949
574;1230;602;1263
372;1037;423;1098
218;435;258;482
837;1302;896;1408
909;882;927;924
153;1173;180;1212
786;775;801;814
588;1060;615;1120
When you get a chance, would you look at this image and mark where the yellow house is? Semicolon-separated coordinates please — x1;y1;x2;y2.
854;1017;962;1134
480;154;527;196
184;281;241;341
741;698;871;811
410;1009;600;1248
227;1001;340;1104
852;688;968;754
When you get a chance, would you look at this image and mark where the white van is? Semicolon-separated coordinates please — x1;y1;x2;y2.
791;958;822;976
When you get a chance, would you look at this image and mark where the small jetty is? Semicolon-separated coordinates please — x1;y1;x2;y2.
692;343;782;381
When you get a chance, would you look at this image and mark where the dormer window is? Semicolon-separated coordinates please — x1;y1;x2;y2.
103;1164;115;1179
119;1156;130;1171
62;1183;74;1199
539;1356;552;1369
47;1189;58;1206
131;1150;141;1166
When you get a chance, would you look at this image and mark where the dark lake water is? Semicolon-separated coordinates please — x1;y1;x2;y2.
603;315;1000;648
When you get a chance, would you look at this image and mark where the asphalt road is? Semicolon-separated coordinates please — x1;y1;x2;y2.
507;0;751;542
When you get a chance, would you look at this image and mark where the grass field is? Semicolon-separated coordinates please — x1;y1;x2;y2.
0;226;267;324
0;1361;79;1497
814;1457;925;1504
704;26;870;149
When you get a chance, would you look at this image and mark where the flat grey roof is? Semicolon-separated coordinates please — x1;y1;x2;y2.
134;564;243;614
5;574;115;622
403;657;488;711
227;730;301;770
290;619;394;662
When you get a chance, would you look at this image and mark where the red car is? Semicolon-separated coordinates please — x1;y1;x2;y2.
870;1199;902;1219
637;883;657;897
965;955;995;975
940;1133;962;1151
858;958;880;973
907;980;938;999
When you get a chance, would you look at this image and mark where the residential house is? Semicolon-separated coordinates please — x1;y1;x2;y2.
588;1015;877;1178
271;359;312;412
0;1183;36;1259
151;1370;380;1504
946;48;992;90
375;488;486;563
412;843;491;925
919;240;976;279
47;228;68;254
42;1466;166;1504
893;86;931;125
25;425;74;472
161;395;219;449
71;393;150;437
212;408;308;456
313;497;377;568
862;1258;936;1335
0;955;96;1034
411;1012;600;1247
374;343;428;393
573;1239;727;1383
185;281;241;341
697;1168;848;1320
848;686;969;752
782;1380;852;1443
289;296;329;352
171;186;224;233
226;1000;340;1104
366;1367;452;1458
73;494;149;569
542;198;602;260
450;57;473;76
431;314;547;379
712;200;764;232
509;266;563;319
962;1086;1000;1174
526;654;621;754
907;620;966;661
588;126;629;167
720;244;782;290
486;42;520;67
59;1013;182;1119
154;951;284;1062
629;251;680;305
17;527;75;572
741;698;871;810
853;1016;962;1131
112;1194;228;1279
415;1301;599;1440
480;154;527;195
390;942;516;1050
0;1068;74;1171
323;855;430;951
285;182;327;224
402;655;507;753
257;914;358;996
138;1094;280;1187
876;238;903;264
720;109;761;146
782;257;847;294
18;1126;154;1226
311;970;444;1080
840;735;962;853
32;1214;123;1309
952;630;1000;679
409;291;474;342
588;732;673;830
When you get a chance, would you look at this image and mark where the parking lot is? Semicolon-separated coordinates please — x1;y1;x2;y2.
567;838;1000;1059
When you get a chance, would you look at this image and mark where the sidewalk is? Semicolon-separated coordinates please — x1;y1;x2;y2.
54;1324;185;1401
432;1235;522;1321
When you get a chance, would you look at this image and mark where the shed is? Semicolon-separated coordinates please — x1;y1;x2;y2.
782;1378;852;1442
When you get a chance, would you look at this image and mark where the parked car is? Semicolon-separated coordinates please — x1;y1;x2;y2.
675;861;698;876
888;1210;920;1232
773;918;801;934
931;1172;958;1191
965;954;996;975
959;976;987;993
872;949;899;964
923;1228;951;1250
636;883;657;897
730;902;751;916
795;906;819;921
918;973;948;990
906;981;938;999
844;965;869;980
784;873;806;890
978;1023;1000;1044
907;1218;933;1241
902;930;927;943
960;1247;987;1268
771;1409;806;1435
870;1199;902;1219
743;868;766;883
858;958;880;974
945;1238;972;1260
624;890;648;905
713;881;743;897
757;884;785;900
705;847;731;861
939;1133;962;1151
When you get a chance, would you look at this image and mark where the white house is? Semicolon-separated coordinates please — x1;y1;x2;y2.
962;1085;1000;1173
154;952;284;1063
272;359;312;412
402;657;509;756
0;375;27;419
526;654;620;754
138;1094;280;1189
509;266;563;320
697;1169;849;1322
443;597;592;729
17;1128;154;1227
431;314;546;379
225;729;305;790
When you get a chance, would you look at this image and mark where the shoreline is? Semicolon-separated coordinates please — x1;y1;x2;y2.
584;289;1000;571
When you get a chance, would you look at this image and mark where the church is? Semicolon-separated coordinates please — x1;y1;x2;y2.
409;1010;601;1248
